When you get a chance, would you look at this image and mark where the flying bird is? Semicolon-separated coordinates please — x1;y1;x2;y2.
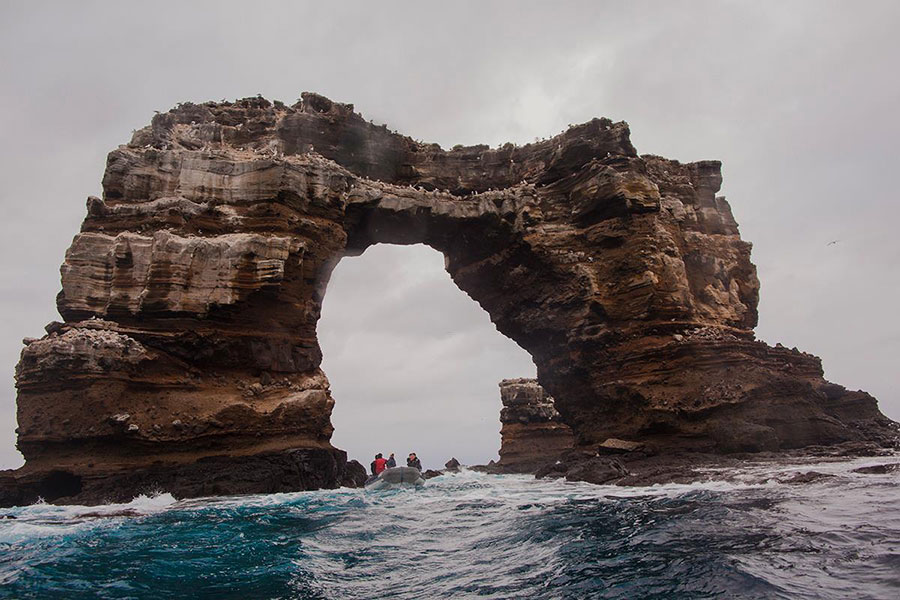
827;240;840;246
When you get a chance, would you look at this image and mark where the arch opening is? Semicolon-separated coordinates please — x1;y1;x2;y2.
318;243;535;469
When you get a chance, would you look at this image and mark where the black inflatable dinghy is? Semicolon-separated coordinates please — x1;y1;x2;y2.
364;466;425;490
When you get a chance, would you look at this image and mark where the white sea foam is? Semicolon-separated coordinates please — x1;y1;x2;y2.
4;452;895;528
3;454;899;599
2;492;177;522
0;492;180;547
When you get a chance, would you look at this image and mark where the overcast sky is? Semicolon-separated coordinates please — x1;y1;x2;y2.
0;1;897;470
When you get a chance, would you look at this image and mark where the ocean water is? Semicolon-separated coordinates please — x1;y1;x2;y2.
1;456;898;599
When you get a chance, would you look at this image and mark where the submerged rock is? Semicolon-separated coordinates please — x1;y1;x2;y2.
534;451;628;485
778;471;836;485
564;458;629;485
853;463;900;475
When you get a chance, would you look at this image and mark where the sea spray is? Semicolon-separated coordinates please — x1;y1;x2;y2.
1;457;898;599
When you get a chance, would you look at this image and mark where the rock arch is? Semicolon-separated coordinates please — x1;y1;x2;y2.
3;93;895;505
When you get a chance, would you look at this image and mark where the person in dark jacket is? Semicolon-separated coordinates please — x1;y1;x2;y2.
386;453;396;468
406;452;422;470
370;453;388;475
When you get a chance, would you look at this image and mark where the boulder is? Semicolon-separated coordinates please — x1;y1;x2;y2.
597;438;646;454
564;458;628;485
342;460;368;487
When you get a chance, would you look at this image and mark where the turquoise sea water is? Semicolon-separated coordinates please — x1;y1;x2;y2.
1;456;898;599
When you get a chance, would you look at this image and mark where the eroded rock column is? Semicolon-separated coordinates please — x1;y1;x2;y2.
497;379;573;471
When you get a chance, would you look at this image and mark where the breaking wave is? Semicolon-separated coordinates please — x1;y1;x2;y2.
1;457;899;598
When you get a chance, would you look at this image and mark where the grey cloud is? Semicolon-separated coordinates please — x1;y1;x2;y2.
321;246;496;340
0;1;898;468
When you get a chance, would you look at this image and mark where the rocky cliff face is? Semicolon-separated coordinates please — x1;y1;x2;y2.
497;379;573;471
3;93;896;505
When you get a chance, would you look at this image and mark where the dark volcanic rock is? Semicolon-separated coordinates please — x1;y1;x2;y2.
1;448;352;507
534;450;628;485
564;458;629;485
778;471;836;485
2;93;897;506
533;461;568;479
853;463;900;475
342;460;368;487
444;458;461;472
530;442;898;488
597;438;648;454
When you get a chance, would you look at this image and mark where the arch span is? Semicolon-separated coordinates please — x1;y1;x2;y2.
3;94;894;505
320;243;536;467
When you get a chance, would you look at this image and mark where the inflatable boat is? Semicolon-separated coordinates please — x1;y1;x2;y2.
364;466;426;490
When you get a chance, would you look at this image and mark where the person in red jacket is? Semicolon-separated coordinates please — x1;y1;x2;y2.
370;453;388;476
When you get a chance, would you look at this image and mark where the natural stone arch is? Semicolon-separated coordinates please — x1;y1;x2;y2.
319;242;535;465
2;93;894;505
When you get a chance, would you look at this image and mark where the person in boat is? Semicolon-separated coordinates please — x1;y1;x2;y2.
386;453;396;468
407;452;422;471
370;453;388;476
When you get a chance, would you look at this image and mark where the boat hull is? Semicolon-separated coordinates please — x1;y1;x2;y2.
364;467;425;490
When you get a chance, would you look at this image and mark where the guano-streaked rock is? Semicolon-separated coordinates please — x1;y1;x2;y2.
1;93;896;506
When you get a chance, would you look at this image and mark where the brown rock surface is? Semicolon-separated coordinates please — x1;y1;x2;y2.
2;93;897;505
597;438;646;453
497;378;574;471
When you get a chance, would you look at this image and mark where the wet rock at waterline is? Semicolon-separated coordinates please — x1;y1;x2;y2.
2;93;897;506
343;460;368;488
0;449;357;507
597;438;647;454
852;463;900;475
778;471;836;485
534;452;629;485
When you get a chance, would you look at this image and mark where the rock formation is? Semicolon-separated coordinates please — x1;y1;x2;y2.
497;379;573;471
2;93;896;505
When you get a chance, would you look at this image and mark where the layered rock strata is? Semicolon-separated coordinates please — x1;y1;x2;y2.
3;93;896;505
497;379;573;471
